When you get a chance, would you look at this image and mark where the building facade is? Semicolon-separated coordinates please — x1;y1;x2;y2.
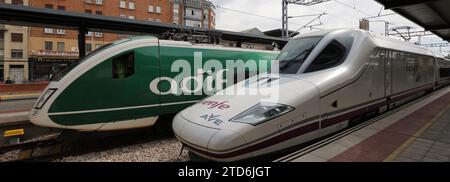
0;0;30;84
0;0;216;83
171;0;215;29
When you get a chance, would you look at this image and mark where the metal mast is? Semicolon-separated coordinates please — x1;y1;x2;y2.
281;0;330;38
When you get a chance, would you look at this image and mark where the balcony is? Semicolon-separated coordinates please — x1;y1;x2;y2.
181;0;213;9
182;0;202;8
184;14;202;21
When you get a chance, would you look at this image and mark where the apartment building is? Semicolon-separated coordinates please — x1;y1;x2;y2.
171;0;216;29
1;0;216;82
0;0;30;84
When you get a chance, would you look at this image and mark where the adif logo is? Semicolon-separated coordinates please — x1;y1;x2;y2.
148;51;281;102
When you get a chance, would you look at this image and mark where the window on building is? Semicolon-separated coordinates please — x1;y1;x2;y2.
0;32;3;39
57;6;65;10
11;49;23;59
85;9;92;14
45;4;53;9
86;32;93;36
56;29;65;35
128;16;135;20
96;0;103;5
120;14;127;19
129;1;135;9
86;43;92;53
45;41;53;51
119;0;126;8
12;0;23;5
57;42;65;52
44;28;54;34
112;51;134;79
156;6;161;13
96;11;102;15
11;33;23;42
148;5;154;12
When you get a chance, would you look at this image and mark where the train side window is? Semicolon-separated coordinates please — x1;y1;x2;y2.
305;40;346;73
112;51;134;79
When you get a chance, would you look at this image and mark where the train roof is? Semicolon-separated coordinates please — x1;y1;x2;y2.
369;32;435;57
158;39;277;53
293;29;436;57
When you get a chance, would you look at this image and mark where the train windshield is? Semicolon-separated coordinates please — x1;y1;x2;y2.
276;36;322;74
51;43;115;81
51;38;132;81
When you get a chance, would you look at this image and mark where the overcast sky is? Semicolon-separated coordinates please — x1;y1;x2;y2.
209;0;449;56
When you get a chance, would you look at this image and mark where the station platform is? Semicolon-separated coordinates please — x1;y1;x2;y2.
0;95;35;126
279;86;450;162
0;111;29;126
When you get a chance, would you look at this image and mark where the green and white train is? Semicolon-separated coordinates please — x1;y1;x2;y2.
29;36;278;131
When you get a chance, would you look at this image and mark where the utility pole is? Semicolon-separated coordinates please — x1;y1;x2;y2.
282;1;289;38
360;12;395;36
281;0;330;38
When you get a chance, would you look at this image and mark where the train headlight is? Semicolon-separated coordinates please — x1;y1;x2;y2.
34;88;57;109
230;103;294;125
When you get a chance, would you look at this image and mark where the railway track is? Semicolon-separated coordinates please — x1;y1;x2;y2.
0;115;176;162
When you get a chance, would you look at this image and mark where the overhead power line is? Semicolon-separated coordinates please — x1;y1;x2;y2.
216;4;317;27
333;0;372;17
216;5;281;22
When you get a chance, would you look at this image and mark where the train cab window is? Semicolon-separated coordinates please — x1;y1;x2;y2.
113;51;135;79
277;36;322;74
305;40;346;73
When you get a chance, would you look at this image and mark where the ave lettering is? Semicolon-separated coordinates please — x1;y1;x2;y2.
200;113;224;125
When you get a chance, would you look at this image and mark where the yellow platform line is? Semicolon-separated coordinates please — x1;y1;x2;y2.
383;103;450;162
4;129;25;137
0;93;41;99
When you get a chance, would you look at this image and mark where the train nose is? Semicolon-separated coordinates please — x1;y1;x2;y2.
28;108;52;127
173;113;248;160
207;129;247;152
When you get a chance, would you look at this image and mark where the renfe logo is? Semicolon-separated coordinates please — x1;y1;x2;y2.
201;100;230;110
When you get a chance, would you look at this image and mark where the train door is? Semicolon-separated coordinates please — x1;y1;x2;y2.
384;49;393;97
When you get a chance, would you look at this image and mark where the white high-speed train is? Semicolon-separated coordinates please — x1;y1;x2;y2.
172;29;450;161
